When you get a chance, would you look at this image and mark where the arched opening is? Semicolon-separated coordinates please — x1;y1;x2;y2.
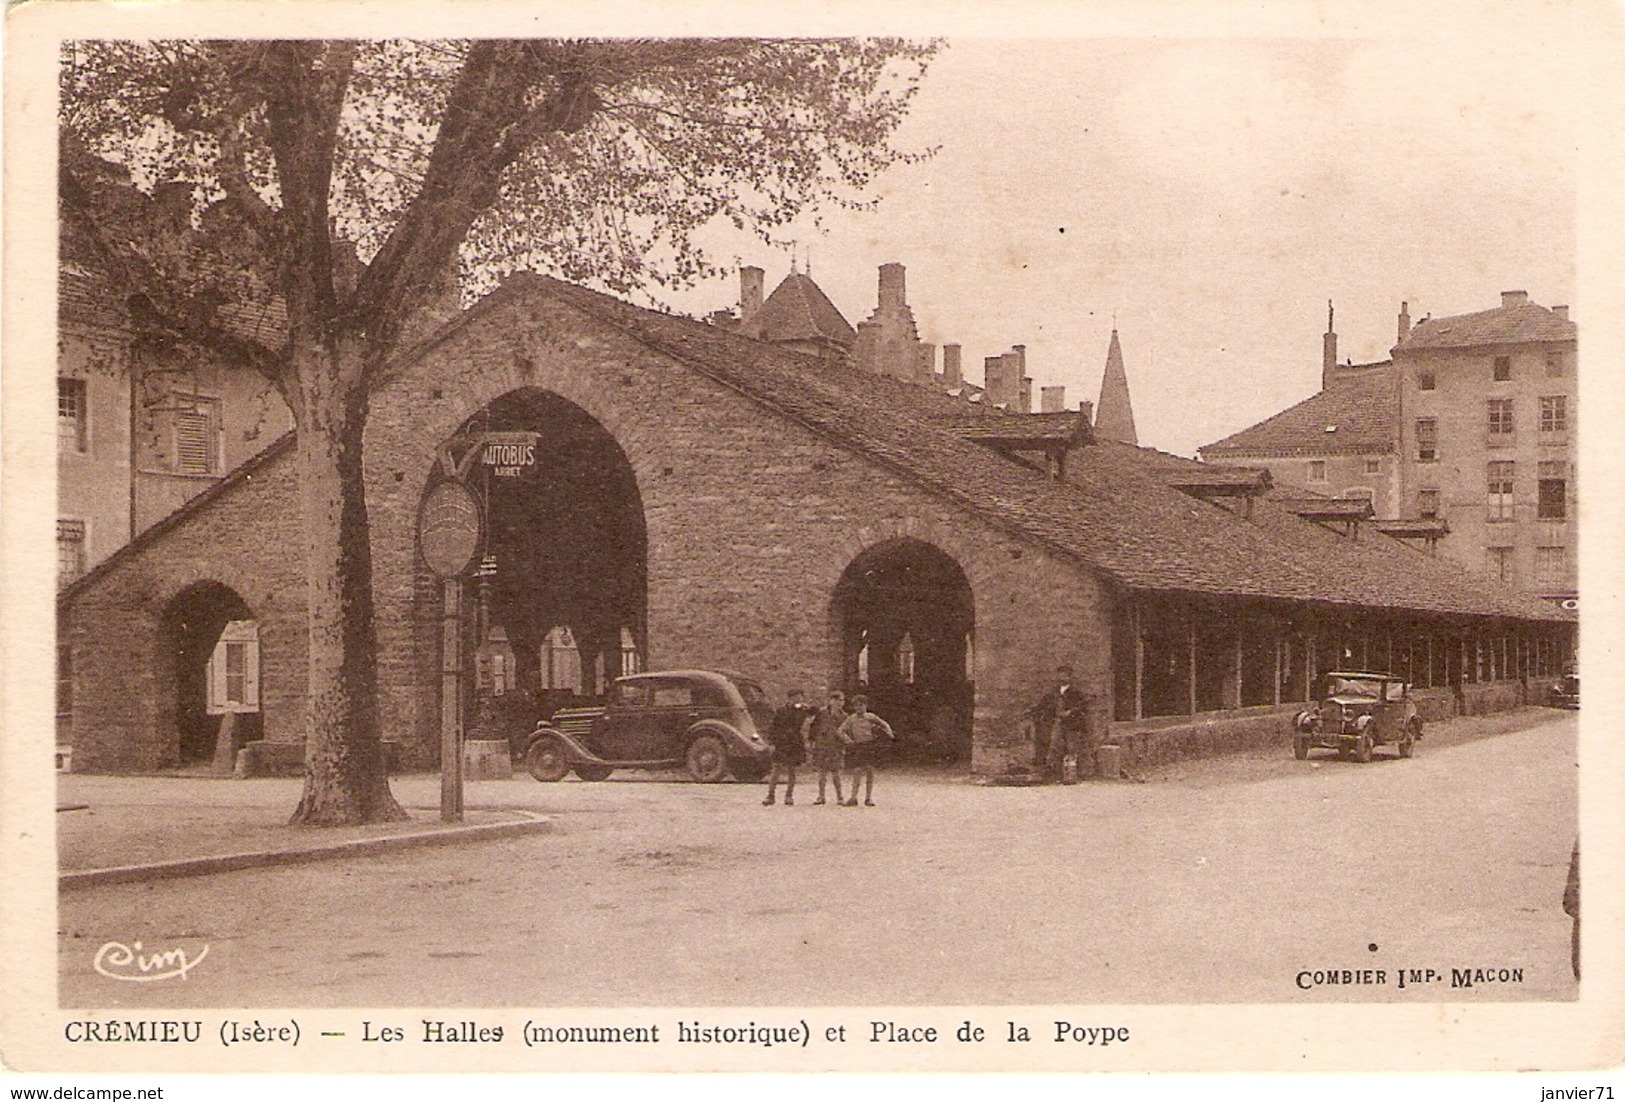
440;388;647;741
832;538;974;762
161;581;259;766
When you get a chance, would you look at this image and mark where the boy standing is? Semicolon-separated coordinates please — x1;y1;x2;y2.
763;688;813;806
808;689;848;806
838;694;894;806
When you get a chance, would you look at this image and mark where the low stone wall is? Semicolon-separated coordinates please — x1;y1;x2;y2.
1458;680;1526;716
1108;704;1302;771
1411;687;1459;724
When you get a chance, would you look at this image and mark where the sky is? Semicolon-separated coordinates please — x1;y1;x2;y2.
658;16;1586;458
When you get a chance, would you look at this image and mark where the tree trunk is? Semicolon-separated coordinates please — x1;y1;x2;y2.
289;346;407;825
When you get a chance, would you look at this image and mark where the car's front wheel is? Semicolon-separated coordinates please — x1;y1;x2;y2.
685;734;729;783
573;764;613;781
525;735;572;782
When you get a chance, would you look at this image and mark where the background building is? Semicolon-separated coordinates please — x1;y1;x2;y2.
1394;291;1577;607
57;236;292;587
1201;292;1576;606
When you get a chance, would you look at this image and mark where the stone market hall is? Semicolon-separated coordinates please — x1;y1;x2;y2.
57;272;1574;778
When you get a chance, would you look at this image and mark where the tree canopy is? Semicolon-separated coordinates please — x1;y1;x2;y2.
59;38;939;825
61;38;940;377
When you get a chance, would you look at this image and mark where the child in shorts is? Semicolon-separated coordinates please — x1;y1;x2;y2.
838;694;894;806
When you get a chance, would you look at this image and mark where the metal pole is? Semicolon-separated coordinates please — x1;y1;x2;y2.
441;578;464;822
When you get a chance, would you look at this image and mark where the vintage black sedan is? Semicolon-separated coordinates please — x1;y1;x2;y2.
1292;671;1422;763
523;669;774;783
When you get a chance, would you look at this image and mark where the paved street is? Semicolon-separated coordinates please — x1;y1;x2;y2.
58;709;1578;1008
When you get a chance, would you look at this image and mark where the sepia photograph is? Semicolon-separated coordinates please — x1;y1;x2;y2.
4;0;1622;1082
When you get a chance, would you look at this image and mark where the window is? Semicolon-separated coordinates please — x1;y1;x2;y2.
1417;370;1436;391
1417;489;1440;519
1540;395;1568;433
1493;355;1512;381
1488;398;1514;436
1487;546;1514;582
57;519;86;586
650;681;694;708
1546;350;1565;377
205;621;260;713
1364;458;1381;475
1537;546;1567;587
1416;419;1438;462
58;378;87;452
173;395;222;475
897;632;916;684
1538;460;1568;520
540;625;582;692
1487;461;1514;521
1307;460;1327;483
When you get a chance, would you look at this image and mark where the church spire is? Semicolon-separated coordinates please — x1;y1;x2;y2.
1094;329;1139;446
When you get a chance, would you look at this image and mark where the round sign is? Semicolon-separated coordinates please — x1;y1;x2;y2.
417;480;482;579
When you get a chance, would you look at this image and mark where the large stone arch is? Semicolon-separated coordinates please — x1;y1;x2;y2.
158;580;258;767
827;533;979;762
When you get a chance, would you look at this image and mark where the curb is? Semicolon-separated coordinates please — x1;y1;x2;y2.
60;810;553;890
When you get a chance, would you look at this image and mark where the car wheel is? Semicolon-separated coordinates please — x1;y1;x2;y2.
1352;733;1373;763
573;764;613;782
685;735;729;783
525;736;571;782
1293;737;1310;761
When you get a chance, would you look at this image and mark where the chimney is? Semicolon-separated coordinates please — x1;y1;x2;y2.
920;342;936;379
1501;290;1529;309
740;266;764;324
1322;300;1337;391
942;343;963;387
1551;304;1569;321
878;263;906;312
1397;301;1411;343
1041;385;1066;413
1079;399;1094;428
1019;376;1032;415
985;355;1020;410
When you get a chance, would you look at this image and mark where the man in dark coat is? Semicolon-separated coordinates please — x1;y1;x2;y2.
1031;665;1090;780
762;688;814;806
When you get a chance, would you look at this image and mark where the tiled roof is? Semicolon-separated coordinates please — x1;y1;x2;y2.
1399;300;1575;350
744;272;856;347
68;274;1566;625
946;411;1088;445
1199;363;1396;458
501;276;1563;623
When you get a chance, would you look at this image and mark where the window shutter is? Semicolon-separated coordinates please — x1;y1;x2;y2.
207;621;260;713
176;409;214;473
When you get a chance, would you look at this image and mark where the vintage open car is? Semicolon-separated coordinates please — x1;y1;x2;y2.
523;669;774;783
1292;671;1422;763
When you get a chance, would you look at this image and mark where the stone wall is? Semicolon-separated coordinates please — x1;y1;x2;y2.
62;283;1115;774
58;446;309;772
364;287;1113;769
